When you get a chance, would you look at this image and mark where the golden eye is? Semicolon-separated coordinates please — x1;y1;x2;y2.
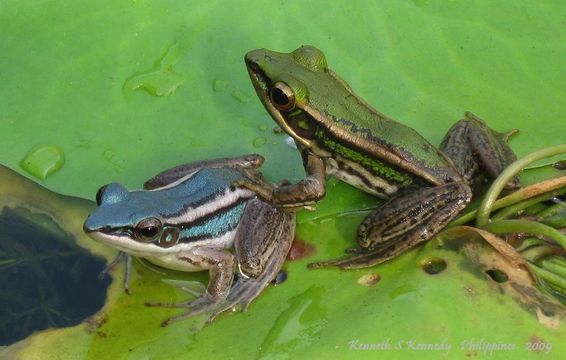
269;81;295;111
135;217;162;243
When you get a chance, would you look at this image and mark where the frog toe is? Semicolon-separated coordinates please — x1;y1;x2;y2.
206;276;270;321
158;297;224;326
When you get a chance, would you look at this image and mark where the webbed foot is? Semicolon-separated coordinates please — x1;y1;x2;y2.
145;293;223;327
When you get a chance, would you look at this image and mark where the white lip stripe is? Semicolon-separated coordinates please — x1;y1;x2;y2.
165;188;255;225
89;228;238;257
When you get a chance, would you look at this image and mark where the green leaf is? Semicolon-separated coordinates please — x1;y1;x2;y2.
1;1;565;359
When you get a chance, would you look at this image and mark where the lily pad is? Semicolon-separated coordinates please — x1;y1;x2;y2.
1;1;565;359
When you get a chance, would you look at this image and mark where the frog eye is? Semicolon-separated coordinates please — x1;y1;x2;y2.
135;217;162;242
270;81;295;111
159;227;180;248
95;185;108;206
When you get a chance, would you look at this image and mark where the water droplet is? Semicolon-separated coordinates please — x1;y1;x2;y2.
212;79;229;92
231;90;252;103
420;257;447;275
285;136;297;149
102;150;115;161
19;144;65;180
357;273;381;287
238;118;257;129
123;42;186;97
253;137;267;148
273;126;284;134
113;165;124;174
76;140;92;149
388;284;417;300
258;124;268;132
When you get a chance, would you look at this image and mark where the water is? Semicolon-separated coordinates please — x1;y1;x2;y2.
231;90;252;103
19;144;65;180
212;79;229;92
420;256;448;275
252;136;267;148
123;42;186;97
0;207;111;346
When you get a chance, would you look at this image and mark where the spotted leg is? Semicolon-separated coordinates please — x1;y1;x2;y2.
206;198;295;322
310;112;518;270
310;182;472;269
440;112;519;191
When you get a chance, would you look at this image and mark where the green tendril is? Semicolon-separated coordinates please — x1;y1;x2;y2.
450;180;566;227
491;188;566;222
528;263;566;292
515;237;547;252
547;256;566;268
521;245;563;263
482;219;566;251
476;144;566;227
540;258;566;279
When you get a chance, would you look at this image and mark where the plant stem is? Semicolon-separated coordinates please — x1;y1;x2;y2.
491;189;566;221
482;219;566;250
540;258;566;278
529;262;566;291
450;179;566;227
476;145;566;227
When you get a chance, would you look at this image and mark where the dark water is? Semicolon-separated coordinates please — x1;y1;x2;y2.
0;206;110;346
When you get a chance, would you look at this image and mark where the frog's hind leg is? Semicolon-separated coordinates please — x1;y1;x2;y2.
205;261;281;323
143;154;265;189
206;199;295;322
234;199;295;279
309;182;472;270
440;112;519;191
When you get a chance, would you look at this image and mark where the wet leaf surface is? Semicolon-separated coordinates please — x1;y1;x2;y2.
1;1;565;359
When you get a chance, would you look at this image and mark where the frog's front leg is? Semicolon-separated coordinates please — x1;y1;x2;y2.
310;182;472;269
146;247;235;326
440;112;520;191
99;251;133;294
144;154;265;189
234;152;326;207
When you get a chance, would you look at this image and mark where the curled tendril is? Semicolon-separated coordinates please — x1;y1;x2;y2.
443;144;566;301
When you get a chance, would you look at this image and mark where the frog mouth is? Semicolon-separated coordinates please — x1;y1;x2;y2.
83;225;162;256
244;60;268;93
83;224;132;246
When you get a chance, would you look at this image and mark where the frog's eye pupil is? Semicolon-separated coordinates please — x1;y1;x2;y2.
135;217;162;242
95;185;108;206
271;88;289;106
270;82;295;111
140;226;159;238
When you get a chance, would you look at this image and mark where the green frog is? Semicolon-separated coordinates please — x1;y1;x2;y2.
84;155;295;325
239;45;519;269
